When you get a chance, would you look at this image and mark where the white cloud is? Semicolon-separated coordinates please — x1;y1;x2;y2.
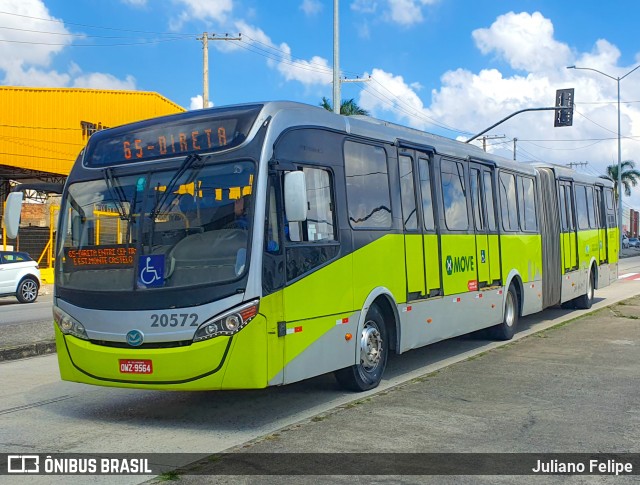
357;11;640;212
387;0;437;26
189;94;213;109
351;0;378;14
351;0;437;26
72;73;137;90
233;21;332;87
300;0;322;16
169;0;233;30
360;68;429;129
472;11;572;72
0;1;139;90
0;0;71;76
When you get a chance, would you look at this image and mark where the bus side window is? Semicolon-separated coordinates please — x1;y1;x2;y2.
441;159;469;230
585;186;596;229
499;172;518;231
399;155;418;231
576;185;589;230
265;184;281;253
344;141;392;229
418;158;435;231
558;184;568;230
483;171;497;232
287;167;336;242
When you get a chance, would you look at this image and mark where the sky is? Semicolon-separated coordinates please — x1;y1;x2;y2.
2;0;640;225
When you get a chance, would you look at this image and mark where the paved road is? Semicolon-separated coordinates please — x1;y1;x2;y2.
2;267;640;484
0;291;53;326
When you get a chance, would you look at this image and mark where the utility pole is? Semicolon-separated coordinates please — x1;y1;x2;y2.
481;134;506;152
197;32;241;109
333;0;340;114
513;138;518;161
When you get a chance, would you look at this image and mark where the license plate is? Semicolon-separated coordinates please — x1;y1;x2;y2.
119;359;153;374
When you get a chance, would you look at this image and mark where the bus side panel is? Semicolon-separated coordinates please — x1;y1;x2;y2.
488;234;501;284
399;289;503;352
424;233;441;294
405;233;426;298
499;234;543;315
259;291;285;386
352;234;405;306
280;252;356;383
577;229;600;271
440;234;477;295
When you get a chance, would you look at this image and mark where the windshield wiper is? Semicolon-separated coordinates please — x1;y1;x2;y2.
151;153;203;218
103;167;130;220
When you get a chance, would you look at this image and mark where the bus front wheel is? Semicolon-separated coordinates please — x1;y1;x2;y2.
490;285;519;341
335;304;388;392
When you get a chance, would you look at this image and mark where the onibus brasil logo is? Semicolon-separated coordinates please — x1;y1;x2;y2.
445;254;475;276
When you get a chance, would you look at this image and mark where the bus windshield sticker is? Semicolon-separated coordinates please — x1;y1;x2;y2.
63;245;136;271
138;255;165;288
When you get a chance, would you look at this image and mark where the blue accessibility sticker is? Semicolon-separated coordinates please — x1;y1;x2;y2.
138;254;165;288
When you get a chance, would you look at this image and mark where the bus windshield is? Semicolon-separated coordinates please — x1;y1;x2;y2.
56;160;255;292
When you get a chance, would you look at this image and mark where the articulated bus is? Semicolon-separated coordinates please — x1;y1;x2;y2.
4;102;618;391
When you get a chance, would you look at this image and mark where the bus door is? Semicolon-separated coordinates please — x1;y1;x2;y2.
469;163;500;288
416;152;441;296
595;185;607;263
603;187;618;264
439;157;476;295
558;181;578;272
399;151;426;300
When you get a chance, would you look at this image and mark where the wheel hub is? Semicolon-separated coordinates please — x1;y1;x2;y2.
360;323;382;371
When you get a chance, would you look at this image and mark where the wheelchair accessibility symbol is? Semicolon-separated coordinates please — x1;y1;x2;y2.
138;255;164;288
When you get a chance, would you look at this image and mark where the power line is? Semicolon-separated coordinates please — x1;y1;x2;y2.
0;37;188;47
0;10;196;36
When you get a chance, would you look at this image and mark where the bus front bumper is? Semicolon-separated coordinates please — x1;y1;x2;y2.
55;316;269;390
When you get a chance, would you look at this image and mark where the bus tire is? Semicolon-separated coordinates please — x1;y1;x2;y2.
490;285;518;341
334;304;388;392
574;268;595;310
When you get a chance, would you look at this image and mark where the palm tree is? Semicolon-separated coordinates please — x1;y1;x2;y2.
603;160;640;200
320;97;369;116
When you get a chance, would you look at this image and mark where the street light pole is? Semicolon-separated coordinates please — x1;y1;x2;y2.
567;64;640;249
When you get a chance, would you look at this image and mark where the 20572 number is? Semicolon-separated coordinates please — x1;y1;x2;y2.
150;313;198;327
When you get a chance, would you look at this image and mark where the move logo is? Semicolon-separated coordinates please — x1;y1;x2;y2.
445;255;475;276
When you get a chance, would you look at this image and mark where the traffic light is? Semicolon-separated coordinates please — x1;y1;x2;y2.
555;88;574;127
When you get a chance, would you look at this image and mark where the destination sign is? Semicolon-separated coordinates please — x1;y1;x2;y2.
64;245;136;271
84;105;262;167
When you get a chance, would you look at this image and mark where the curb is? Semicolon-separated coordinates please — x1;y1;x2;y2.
0;341;57;362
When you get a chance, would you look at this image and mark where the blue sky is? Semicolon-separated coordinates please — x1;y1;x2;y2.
2;0;640;223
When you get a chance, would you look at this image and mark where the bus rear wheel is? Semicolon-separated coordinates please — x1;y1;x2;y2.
334;304;388;392
574;268;595;310
489;285;519;341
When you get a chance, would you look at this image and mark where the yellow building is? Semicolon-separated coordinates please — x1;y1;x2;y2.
1;86;185;279
0;86;185;176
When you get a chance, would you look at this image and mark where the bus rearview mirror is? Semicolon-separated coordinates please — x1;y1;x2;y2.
3;192;24;239
284;171;308;222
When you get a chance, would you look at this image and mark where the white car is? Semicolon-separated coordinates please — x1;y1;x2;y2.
0;251;41;303
622;236;630;249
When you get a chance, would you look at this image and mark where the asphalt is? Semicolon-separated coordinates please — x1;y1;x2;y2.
161;296;640;484
1;275;640;483
0;284;55;361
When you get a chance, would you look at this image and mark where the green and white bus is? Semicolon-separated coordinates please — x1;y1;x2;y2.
4;101;618;391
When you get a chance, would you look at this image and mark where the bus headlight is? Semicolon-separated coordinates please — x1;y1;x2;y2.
53;306;89;340
193;300;259;342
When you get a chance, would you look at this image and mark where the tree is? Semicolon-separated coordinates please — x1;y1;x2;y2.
320;97;369;116
603;160;640;200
